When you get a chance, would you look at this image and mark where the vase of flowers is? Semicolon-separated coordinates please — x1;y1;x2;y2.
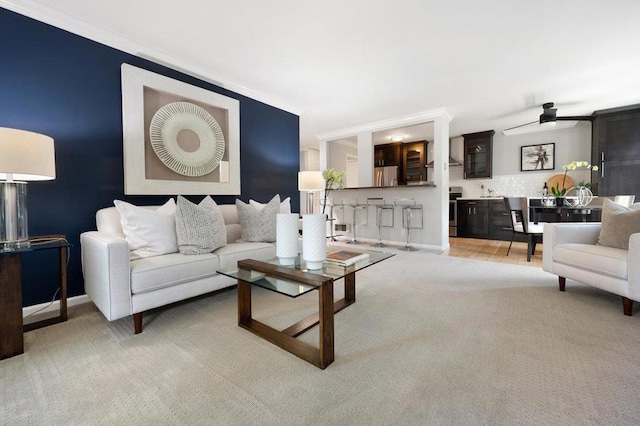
550;161;598;203
321;168;345;215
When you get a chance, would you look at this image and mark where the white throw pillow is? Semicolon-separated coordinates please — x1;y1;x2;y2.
249;195;291;214
114;199;178;259
237;194;280;242
175;196;227;255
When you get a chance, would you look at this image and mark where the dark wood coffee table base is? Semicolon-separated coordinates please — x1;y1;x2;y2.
236;259;356;369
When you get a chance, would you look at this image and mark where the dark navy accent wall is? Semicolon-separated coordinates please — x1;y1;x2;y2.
0;9;300;306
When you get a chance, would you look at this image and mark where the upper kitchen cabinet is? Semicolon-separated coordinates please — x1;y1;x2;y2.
591;104;640;197
374;142;402;167
463;130;495;179
402;141;428;183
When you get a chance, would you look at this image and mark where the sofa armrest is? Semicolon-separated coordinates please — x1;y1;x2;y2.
80;231;132;321
628;233;640;301
543;222;602;273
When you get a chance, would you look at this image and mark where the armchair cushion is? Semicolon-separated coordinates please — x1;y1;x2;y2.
598;199;640;250
553;243;629;280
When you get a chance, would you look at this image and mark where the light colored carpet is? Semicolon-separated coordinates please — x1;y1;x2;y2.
2;250;640;425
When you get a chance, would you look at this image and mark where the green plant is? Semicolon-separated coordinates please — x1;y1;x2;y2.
550;161;598;197
321;168;345;214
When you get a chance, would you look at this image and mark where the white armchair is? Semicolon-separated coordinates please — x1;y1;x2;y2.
543;222;640;315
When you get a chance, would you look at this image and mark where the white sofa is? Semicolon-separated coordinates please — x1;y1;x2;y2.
81;203;278;333
543;222;640;315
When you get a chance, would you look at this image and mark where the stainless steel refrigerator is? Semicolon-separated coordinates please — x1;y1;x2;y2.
374;165;399;187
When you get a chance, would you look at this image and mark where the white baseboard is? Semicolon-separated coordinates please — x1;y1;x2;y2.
22;294;91;318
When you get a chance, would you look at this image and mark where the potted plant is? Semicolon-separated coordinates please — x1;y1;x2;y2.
321;168;345;215
550;160;598;204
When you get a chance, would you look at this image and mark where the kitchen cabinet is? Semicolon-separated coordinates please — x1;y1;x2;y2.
457;200;489;238
374;143;402;167
457;198;524;241
591;104;640;198
463;130;494;179
402;141;427;183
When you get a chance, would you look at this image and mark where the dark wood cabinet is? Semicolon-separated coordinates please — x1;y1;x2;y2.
457;200;489;238
374;143;402;167
402;141;427;183
591;104;640;198
463;130;494;179
457;199;523;241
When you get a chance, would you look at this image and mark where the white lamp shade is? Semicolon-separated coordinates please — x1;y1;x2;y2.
0;127;56;181
298;171;325;192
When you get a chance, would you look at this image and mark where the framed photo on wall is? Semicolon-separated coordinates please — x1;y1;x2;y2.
520;143;555;171
121;64;240;195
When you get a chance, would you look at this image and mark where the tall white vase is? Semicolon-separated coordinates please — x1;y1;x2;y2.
276;213;299;265
302;214;326;270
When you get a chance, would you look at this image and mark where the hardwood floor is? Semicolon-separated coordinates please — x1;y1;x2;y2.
445;237;543;268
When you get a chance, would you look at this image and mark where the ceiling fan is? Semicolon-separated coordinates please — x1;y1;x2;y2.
502;102;594;135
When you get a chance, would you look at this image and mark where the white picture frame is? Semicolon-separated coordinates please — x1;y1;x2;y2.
121;64;240;195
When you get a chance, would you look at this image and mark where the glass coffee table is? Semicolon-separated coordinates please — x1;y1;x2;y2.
217;248;394;369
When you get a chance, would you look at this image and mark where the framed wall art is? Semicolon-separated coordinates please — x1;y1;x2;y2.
121;64;240;195
520;143;554;171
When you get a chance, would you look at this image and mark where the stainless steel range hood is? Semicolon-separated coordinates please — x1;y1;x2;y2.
426;140;462;168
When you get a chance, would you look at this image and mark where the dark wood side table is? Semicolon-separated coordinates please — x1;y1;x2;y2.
0;236;70;360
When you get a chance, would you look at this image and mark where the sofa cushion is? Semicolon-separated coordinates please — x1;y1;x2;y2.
214;242;276;271
553;243;629;280
597;199;640;250
114;199;178;259
130;253;221;294
175;196;227;255
249;196;291;214
236;194;280;242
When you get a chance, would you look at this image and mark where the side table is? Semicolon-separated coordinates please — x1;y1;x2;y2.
0;235;70;360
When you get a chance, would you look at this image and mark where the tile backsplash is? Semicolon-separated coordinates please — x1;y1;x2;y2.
449;166;591;198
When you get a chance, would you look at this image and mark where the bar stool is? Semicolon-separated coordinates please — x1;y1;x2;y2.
320;198;338;241
342;198;367;244
394;198;423;251
367;197;394;247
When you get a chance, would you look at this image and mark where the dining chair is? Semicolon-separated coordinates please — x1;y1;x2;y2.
504;197;545;262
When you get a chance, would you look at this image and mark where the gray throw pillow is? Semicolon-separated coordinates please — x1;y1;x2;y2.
597;198;640;250
236;194;280;242
175;195;227;255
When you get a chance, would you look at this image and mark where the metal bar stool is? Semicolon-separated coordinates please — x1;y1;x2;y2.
367;197;394;247
342;198;367;245
394;198;423;251
320;198;338;241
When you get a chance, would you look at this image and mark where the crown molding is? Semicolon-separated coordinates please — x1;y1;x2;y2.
316;107;453;142
0;0;302;115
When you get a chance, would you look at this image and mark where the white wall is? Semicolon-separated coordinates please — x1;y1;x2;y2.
327;142;357;177
450;122;592;198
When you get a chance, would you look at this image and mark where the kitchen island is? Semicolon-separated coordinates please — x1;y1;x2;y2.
327;183;448;251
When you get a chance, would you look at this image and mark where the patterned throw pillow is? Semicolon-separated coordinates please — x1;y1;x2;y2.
249;196;291;214
236;194;280;242
597;199;640;250
175;195;227;255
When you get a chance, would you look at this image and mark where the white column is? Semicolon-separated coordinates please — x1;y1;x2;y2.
433;115;452;249
356;132;374;187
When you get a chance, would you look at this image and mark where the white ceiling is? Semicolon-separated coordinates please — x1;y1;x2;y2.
6;0;640;148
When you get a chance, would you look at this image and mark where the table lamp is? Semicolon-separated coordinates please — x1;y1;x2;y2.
0;127;56;251
298;171;325;214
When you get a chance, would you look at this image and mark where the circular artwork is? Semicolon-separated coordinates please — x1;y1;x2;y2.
149;101;225;177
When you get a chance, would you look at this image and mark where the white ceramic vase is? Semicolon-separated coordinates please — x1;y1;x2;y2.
276;213;299;265
302;214;326;270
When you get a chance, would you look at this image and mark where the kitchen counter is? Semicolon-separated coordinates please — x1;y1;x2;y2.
344;182;436;190
457;196;504;200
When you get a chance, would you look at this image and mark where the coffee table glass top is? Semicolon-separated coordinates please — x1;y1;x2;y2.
217;247;394;298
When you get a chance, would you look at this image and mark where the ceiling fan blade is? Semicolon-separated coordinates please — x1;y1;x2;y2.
502;120;538;132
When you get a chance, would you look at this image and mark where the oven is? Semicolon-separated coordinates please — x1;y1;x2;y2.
449;186;462;236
